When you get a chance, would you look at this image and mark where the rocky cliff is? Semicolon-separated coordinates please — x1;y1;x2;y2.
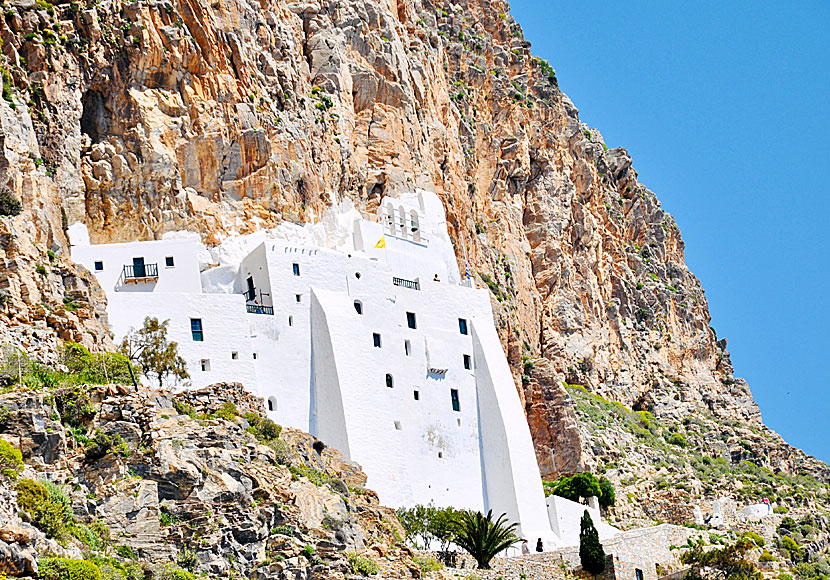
0;0;826;516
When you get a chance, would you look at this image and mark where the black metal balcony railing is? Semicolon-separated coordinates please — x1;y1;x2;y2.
242;288;256;301
392;277;420;290
121;263;158;282
246;304;274;315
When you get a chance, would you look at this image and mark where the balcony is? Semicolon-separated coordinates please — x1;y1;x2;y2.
120;263;158;284
392;277;420;290
246;304;274;315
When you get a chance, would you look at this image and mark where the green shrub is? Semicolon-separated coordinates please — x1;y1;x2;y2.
666;433;687;447
212;401;236;421
271;525;294;537
759;551;775;562
38;558;102;580
85;430;130;462
774;506;789;514
86;555;142;580
0;188;22;216
414;556;443;573
115;545;137;560
244;412;281;442
741;531;765;548
302;545;315;559
0;439;24;480
16;478;74;539
176;548;198;572
347;552;379;576
156;564;194;580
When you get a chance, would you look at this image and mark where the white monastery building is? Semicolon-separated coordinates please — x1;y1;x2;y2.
70;190;618;548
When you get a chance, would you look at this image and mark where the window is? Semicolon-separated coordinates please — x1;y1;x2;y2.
406;312;417;329
165;256;175;267
394;421;402;431
94;261;103;271
636;570;644;580
373;333;382;348
231;351;238;360
463;354;472;370
354;300;363;315
413;390;420;401
267;396;277;412
292;263;300;276
438;451;444;459
295;294;302;303
457;418;462;427
288;316;294;327
450;389;460;412
355;272;361;279
404;340;411;356
200;359;211;372
191;319;203;341
385;374;394;388
253;352;258;360
458;318;468;335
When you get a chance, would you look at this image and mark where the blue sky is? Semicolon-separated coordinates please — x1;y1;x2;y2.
506;2;830;463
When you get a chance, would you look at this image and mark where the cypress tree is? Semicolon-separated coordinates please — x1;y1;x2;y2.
579;510;606;578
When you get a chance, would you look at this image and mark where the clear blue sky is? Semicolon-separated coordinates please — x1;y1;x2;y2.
507;2;830;463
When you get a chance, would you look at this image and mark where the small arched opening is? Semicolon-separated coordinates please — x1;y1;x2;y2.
385;374;394;389
354;300;363;315
267;396;277;412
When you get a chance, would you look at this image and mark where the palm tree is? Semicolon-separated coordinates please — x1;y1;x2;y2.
450;510;520;569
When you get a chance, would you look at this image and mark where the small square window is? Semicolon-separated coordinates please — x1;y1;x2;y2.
295;294;301;303
413;390;420;401
200;359;211;372
394;421;402;431
451;389;460;412
373;333;382;348
463;354;472;370
292;263;300;276
94;261;104;271
191;319;203;341
406;312;417;329
458;318;468;335
231;351;238;360
165;256;175;267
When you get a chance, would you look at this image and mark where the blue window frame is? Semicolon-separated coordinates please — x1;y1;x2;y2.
191;318;203;341
292;263;300;276
407;312;417;329
458;318;468;335
451;389;460;412
94;261;103;271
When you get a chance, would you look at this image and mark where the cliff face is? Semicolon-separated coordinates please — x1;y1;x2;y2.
0;0;823;489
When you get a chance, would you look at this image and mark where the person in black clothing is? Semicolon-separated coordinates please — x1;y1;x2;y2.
535;538;544;552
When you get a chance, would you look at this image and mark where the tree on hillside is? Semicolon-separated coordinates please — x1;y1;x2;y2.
450;510;520;569
579;510;606;578
598;476;616;508
396;504;458;553
680;537;762;580
120;317;188;387
548;472;602;504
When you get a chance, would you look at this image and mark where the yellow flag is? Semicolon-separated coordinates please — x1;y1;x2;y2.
374;236;386;249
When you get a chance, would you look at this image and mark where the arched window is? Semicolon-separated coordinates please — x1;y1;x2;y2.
409;210;421;242
267;396;277;412
354;300;363;314
385;374;394;388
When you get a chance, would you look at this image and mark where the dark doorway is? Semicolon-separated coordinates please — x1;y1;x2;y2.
132;257;145;278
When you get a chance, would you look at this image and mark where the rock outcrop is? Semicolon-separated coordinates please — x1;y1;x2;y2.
0;383;417;579
0;0;825;518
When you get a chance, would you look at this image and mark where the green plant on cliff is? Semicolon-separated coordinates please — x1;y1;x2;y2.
396;504;458;552
120;317;188;387
0;186;22;216
38;558;102;580
579;510;606;578
15;478;74;540
0;440;23;480
450;510;520;569
244;412;281;442
680;537;761;580
346;552;379;576
544;472;614;507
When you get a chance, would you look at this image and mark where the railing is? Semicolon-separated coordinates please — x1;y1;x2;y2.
392;277;420;290
121;263;158;282
246;304;274;315
242;288;256;301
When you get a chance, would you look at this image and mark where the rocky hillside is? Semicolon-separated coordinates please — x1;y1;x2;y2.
0;382;418;579
0;0;826;512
